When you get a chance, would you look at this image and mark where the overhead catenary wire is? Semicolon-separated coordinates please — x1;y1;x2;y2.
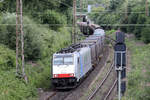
55;0;73;8
3;23;150;26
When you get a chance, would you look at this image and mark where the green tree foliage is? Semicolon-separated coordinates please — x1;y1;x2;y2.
0;1;72;100
41;10;67;30
0;13;71;100
0;0;73;25
109;0;120;11
133;14;147;38
141;27;150;43
0;13;70;60
0;0;72;13
90;0;150;43
0;13;49;60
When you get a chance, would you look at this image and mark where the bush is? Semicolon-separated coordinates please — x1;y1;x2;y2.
0;44;16;70
0;44;37;100
134;14;147;38
0;70;37;100
141;27;150;43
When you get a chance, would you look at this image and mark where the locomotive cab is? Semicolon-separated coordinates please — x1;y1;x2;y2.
51;54;77;89
51;47;92;89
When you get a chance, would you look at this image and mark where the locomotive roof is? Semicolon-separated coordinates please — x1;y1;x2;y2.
56;44;86;54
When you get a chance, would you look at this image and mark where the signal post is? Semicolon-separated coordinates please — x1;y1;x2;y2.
114;32;126;100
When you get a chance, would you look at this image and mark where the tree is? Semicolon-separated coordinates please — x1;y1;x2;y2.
41;10;67;30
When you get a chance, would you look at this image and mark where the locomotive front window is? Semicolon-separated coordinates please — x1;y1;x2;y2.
53;55;73;65
54;57;63;65
64;57;73;65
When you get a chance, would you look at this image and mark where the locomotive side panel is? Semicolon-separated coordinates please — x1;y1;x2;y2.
76;47;92;81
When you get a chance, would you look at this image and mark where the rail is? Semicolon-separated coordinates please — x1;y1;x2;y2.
87;61;114;100
104;79;118;100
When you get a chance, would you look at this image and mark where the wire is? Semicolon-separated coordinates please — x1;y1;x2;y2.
1;24;150;27
56;0;73;8
0;24;73;27
90;11;147;14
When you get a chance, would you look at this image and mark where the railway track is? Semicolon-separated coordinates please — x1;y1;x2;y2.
104;79;117;100
45;90;73;100
46;91;57;100
87;59;117;100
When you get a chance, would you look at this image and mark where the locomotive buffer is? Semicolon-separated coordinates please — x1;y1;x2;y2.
114;32;126;100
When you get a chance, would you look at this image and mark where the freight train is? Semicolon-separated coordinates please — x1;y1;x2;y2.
77;22;101;35
51;25;105;89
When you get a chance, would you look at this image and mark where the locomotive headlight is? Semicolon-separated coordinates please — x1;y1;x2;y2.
54;74;58;78
69;73;74;77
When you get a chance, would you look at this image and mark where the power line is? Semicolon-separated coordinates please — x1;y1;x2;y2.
90;11;149;14
55;0;73;8
2;23;150;26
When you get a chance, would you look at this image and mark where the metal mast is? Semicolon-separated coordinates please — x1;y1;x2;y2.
20;0;26;82
80;0;82;17
73;0;77;44
145;0;149;16
16;0;28;83
16;0;19;75
125;0;128;18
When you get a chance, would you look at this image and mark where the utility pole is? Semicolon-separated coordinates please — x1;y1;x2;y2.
16;0;19;75
20;0;27;83
16;0;28;83
125;0;128;18
73;0;76;44
145;0;149;16
80;0;82;18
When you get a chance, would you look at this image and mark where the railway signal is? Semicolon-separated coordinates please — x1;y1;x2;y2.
114;31;126;100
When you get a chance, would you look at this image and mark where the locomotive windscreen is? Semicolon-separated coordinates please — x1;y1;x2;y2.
64;57;73;65
53;57;63;65
53;55;73;65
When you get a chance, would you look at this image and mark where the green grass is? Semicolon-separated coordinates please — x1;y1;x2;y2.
123;36;150;100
